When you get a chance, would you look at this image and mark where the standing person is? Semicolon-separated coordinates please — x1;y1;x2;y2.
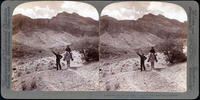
63;51;71;68
65;45;73;61
148;52;158;70
150;47;158;62
148;47;158;70
52;50;62;70
136;51;147;71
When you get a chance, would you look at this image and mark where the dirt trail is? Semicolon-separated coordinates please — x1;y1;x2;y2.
99;53;186;92
12;61;100;91
12;52;186;92
12;50;99;91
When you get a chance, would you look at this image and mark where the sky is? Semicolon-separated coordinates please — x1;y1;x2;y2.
13;1;99;20
13;1;187;22
101;1;187;22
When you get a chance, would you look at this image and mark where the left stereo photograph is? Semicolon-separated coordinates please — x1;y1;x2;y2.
11;1;100;91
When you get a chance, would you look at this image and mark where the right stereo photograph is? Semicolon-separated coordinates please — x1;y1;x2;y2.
99;1;187;92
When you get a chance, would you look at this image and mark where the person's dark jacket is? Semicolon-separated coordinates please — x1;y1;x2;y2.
136;52;147;62
150;48;155;54
52;51;62;62
65;47;71;53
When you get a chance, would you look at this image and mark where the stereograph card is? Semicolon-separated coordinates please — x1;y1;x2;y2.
1;0;199;99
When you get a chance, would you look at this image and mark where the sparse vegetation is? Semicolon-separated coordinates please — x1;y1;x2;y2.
114;83;120;90
22;83;27;91
26;71;31;74
30;80;37;90
21;79;37;91
72;36;99;63
158;38;187;64
17;72;22;77
99;43;131;59
106;85;111;91
12;11;187;92
111;72;115;75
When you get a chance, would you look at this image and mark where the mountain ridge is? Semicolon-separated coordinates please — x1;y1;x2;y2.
12;11;99;37
100;13;187;39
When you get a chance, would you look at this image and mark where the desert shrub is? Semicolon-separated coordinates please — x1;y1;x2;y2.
21;80;37;91
12;42;48;59
165;49;187;63
114;83;120;90
17;72;22;77
72;36;99;62
111;72;115;75
22;84;27;91
105;85;111;91
30;80;37;90
158;39;187;64
99;43;129;59
26;71;31;74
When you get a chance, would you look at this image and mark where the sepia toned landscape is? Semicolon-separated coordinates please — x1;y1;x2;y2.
99;2;187;92
12;1;187;92
12;1;100;91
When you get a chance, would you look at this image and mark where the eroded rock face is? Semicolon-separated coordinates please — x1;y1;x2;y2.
12;12;99;59
12;12;99;37
100;13;187;39
99;13;187;56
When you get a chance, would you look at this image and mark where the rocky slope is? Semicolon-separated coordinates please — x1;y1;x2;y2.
12;12;100;91
11;12;187;91
100;13;187;39
99;53;186;92
12;12;99;58
99;13;187;58
12;52;186;92
12;12;98;37
12;51;100;91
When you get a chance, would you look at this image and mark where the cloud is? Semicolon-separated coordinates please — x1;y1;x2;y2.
13;5;56;19
13;1;99;20
14;8;37;18
147;2;187;22
101;2;151;20
102;7;133;20
61;1;99;20
101;1;187;22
